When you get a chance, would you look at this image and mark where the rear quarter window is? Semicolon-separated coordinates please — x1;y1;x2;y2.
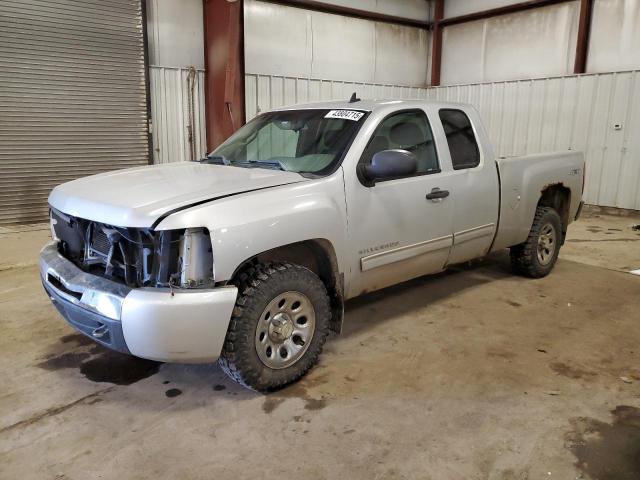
438;109;480;170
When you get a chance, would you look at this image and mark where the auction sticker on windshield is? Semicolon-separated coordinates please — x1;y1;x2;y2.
325;110;365;121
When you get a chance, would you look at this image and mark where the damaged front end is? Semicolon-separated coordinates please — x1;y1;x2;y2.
50;208;214;289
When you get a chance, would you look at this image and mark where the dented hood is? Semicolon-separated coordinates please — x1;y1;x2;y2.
48;162;306;228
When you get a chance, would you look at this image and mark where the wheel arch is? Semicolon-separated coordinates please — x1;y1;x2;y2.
538;184;571;242
227;239;344;334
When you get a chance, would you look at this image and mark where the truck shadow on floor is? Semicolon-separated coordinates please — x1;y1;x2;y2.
35;337;248;402
341;249;515;338
35;250;516;396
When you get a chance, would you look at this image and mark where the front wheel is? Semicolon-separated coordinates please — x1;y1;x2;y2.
218;262;330;391
510;206;563;278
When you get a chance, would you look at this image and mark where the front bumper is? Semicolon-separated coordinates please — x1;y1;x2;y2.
40;243;237;363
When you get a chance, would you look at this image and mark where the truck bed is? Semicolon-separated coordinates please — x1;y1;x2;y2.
491;151;585;252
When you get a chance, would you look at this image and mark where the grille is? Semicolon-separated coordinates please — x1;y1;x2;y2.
51;208;179;288
90;226;112;257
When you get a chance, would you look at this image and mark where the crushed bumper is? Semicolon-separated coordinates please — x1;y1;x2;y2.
44;279;131;354
40;243;237;363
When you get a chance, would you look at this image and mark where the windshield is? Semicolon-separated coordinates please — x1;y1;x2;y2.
203;109;367;175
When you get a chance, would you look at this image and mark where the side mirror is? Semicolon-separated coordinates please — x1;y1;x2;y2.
360;149;417;186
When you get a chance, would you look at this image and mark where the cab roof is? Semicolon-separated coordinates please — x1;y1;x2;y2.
271;98;470;113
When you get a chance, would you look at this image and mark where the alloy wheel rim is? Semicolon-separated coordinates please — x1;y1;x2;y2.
537;223;556;266
255;291;316;369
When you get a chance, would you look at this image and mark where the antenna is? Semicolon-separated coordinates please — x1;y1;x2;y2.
349;92;361;103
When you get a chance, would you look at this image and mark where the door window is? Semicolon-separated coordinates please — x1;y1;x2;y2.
360;110;439;176
438;109;480;170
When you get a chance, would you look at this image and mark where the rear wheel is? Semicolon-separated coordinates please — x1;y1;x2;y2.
218;262;330;391
510;206;563;278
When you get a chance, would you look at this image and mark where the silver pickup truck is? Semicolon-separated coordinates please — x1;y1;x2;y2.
41;99;585;391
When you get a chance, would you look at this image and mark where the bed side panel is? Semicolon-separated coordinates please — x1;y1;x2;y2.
491;152;584;251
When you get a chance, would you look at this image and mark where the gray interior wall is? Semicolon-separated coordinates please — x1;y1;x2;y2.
295;0;431;21
441;0;640;85
244;0;432;87
246;70;640;211
242;0;640;211
441;1;580;85
588;0;640;73
146;0;204;68
146;0;207;163
444;0;523;18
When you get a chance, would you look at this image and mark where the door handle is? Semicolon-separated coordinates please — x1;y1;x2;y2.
426;188;450;200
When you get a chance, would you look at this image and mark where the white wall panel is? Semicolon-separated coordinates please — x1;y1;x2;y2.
298;0;431;21
440;19;485;86
246;70;640;210
311;10;376;81
588;0;640;73
442;2;580;85
146;0;204;68
244;1;312;78
444;0;522;18
244;73;429;118
244;0;431;86
146;0;206;164
149;67;207;164
375;22;431;85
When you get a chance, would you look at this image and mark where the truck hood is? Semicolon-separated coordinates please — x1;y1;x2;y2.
48;162;307;228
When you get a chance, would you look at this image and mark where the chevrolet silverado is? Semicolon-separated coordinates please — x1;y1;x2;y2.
41;99;585;391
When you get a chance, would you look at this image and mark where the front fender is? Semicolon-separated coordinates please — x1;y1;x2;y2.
154;172;348;282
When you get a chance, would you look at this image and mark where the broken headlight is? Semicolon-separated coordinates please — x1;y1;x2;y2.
49;210;59;242
172;228;214;288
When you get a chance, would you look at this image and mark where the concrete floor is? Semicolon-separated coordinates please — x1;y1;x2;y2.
1;212;639;480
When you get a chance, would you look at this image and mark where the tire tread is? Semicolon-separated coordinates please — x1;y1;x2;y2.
218;262;330;392
510;206;561;278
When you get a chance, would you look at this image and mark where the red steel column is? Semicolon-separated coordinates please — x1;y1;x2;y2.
203;0;246;151
573;0;593;74
430;0;444;87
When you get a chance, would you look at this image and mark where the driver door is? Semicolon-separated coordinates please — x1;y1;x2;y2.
345;109;455;298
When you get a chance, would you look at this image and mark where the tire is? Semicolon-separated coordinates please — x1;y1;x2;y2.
510;206;563;278
218;262;331;392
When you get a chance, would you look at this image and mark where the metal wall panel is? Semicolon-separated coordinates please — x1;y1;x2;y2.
246;70;640;210
145;0;207;162
444;0;523;18
146;0;205;69
588;0;640;73
244;0;431;86
244;73;429;118
441;1;580;85
0;0;149;225
148;66;207;163
287;0;432;21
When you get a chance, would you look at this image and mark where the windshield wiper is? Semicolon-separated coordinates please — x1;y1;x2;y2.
201;156;284;171
235;160;285;171
201;154;231;166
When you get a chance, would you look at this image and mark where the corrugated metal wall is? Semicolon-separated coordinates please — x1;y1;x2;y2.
246;70;640;210
148;66;207;163
245;73;430;118
0;0;149;225
145;0;207;163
